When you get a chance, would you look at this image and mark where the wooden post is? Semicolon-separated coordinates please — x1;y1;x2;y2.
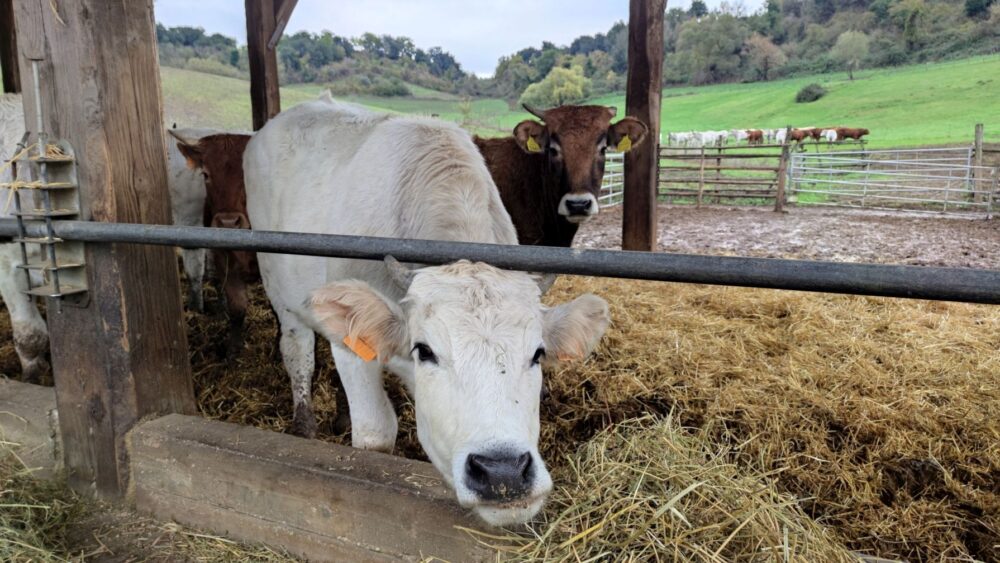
622;0;665;251
14;0;195;498
973;123;984;203
774;128;792;212
697;147;705;208
246;0;282;131
0;0;20;93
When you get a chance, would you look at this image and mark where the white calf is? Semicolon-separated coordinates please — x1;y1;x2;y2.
0;93;48;382
244;95;610;525
822;128;838;143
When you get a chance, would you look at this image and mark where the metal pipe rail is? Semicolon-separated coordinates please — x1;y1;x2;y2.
2;219;999;305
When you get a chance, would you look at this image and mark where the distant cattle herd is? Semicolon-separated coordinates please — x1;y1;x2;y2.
668;126;870;147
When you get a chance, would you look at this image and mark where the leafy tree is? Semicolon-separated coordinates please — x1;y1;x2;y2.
689;0;709;17
830;31;870;79
965;0;995;17
745;34;788;80
674;14;750;84
519;66;591;108
890;0;927;49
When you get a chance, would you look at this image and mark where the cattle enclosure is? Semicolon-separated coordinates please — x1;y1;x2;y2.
1;1;999;562
598;132;1000;217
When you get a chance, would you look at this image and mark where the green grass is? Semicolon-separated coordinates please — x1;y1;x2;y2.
593;55;1000;149
162;55;999;148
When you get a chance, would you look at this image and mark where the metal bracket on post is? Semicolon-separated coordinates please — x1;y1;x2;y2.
10;60;88;309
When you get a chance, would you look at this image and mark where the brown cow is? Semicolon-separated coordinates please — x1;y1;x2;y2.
747;129;764;145
836;127;870;140
788;128;810;142
170;131;256;355
474;104;648;247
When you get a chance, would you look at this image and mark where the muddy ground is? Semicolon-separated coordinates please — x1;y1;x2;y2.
577;204;999;269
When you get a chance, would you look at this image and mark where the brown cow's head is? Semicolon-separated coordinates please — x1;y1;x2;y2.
513;104;648;224
170;131;256;274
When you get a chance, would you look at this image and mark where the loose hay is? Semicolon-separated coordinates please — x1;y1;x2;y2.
185;275;999;562
478;416;855;562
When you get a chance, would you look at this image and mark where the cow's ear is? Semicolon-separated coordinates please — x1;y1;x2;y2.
514;120;547;154
608;117;649;153
542;294;610;363
174;141;204;170
309;281;407;362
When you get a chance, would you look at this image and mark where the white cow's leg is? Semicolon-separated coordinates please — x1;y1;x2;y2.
0;245;49;382
180;248;205;312
277;313;318;438
331;344;397;452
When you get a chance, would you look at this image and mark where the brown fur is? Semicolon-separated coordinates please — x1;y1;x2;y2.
836;127;870;140
475;105;647;247
747;129;764;145
176;133;257;355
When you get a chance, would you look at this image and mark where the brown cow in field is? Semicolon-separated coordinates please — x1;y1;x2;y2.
747;129;764;145
837;127;870;140
474;104;648;247
170;131;256;355
789;128;810;142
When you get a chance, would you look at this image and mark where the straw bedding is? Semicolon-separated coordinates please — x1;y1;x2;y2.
183;275;999;562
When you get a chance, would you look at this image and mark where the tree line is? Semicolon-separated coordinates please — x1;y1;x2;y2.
157;0;999;105
156;24;476;97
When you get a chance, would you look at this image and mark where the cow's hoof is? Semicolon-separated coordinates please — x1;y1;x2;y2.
20;358;50;385
291;406;318;439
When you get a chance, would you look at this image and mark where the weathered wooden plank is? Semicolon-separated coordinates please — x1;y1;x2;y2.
622;0;666;251
0;379;61;477
267;0;299;50
131;414;491;562
13;0;195;498
0;0;19;93
246;0;281;130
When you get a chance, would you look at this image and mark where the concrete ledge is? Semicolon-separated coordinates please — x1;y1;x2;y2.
0;378;61;477
129;414;492;562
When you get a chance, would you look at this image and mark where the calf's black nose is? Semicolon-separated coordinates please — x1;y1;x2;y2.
565;198;593;215
465;451;534;502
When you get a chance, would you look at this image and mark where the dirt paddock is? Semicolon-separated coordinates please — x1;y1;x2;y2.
2;205;998;561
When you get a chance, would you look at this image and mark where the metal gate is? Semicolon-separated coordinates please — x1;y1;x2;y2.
788;147;998;217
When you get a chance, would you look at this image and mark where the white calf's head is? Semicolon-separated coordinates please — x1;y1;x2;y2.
309;261;610;526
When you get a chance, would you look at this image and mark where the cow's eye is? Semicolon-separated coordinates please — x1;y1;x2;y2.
531;347;546;366
412;342;438;364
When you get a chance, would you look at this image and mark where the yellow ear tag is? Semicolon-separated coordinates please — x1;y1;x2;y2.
343;336;377;362
616;135;632;153
526;136;542;152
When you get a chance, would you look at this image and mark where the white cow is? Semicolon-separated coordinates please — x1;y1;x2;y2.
775;128;788;144
166;126;214;312
0;93;48;382
822;128;838;143
244;94;610;525
731;129;749;144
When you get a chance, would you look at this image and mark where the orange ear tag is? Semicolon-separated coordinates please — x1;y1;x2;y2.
526;136;542;152
616;136;632;153
343;336;377;362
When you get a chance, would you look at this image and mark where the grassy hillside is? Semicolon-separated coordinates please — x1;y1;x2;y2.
594;55;1000;149
162;56;999;148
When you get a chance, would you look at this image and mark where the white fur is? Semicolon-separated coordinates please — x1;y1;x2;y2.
165;127;214;311
558;192;599;223
245;95;609;526
822;128;838;143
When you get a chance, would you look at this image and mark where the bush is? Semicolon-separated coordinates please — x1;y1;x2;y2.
183;57;244;79
371;77;411;97
795;83;828;103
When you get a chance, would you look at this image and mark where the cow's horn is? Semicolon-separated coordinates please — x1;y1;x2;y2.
522;103;547;120
384;255;415;292
607;106;618;118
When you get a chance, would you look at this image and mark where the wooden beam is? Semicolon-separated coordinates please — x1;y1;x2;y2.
267;0;299;50
622;0;665;251
0;0;20;93
13;0;195;498
246;0;281;130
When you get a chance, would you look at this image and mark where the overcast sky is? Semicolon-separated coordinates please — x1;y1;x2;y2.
154;0;765;76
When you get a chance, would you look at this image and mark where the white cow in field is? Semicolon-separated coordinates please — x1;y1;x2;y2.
244;93;610;526
0;93;48;382
822;128;838;143
775;128;788;144
731;129;749;144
